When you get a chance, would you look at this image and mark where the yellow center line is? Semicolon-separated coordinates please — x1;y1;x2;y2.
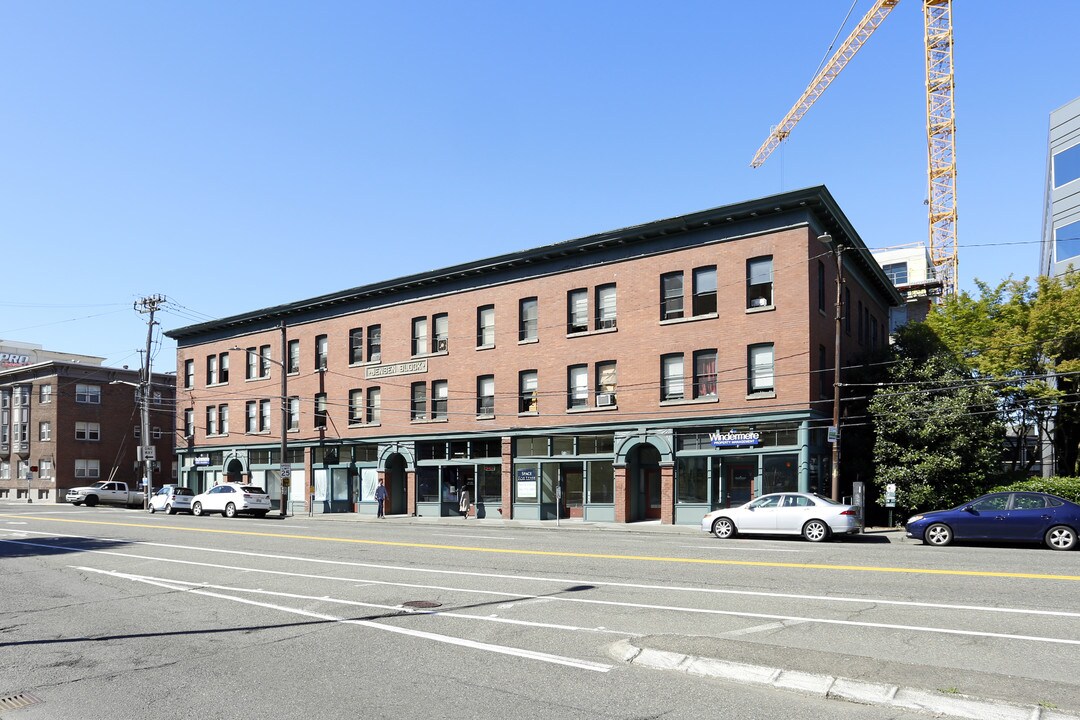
7;514;1080;581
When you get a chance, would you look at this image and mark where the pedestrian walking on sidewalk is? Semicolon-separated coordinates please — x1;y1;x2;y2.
374;479;388;519
459;485;471;519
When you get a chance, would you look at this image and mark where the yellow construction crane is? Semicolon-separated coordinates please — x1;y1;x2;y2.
751;0;957;297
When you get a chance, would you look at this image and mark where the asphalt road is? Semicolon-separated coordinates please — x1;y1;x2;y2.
2;504;1079;720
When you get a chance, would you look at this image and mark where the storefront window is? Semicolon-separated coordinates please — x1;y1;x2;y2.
552;436;574;456
763;455;798;494
515;437;548;456
417;467;439;502
514;463;539;501
676;457;708;503
577;435;614;454
478;464;501;503
587;461;614;503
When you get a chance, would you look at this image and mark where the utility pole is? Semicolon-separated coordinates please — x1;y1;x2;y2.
135;295;165;511
817;234;845;502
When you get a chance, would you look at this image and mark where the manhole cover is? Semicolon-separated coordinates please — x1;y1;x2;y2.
0;693;42;711
401;600;442;609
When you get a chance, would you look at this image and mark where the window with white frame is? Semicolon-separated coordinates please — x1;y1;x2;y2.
747;256;773;308
596;284;617;329
314;393;328;429
259;344;272;378
693;349;718;398
519;297;538;342
661;354;684;400
246;401;257;433
411;382;427;421
246;348;258;379
882;261;908;286
315;334;329;370
519;370;538;413
288;397;300;430
567;290;588;334
219;405;229;434
207;354;218;385
595;361;617;406
39;384;53;404
368;325;382;362
185;359;195;388
692;267;717;316
477;306;495;348
75;421;101;441
39;421;51;441
288;339;300;373
259;399;271;432
366;387;381;424
433;314;449;353
748;343;775;393
219;353;229;383
349;389;364;424
412;317;428;356
75;459;101;479
206;406;217;435
38;459;53;479
432;380;449;419
184;409;194;438
75;384;101;404
661;272;684;320
567;365;588;408
477;375;495;416
349;328;364;364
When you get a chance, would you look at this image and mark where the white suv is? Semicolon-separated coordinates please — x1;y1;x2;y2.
191;484;271;518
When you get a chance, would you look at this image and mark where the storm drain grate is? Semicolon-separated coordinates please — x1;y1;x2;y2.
0;692;42;712
401;600;442;609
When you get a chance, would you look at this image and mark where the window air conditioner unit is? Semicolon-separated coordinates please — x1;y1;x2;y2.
599;318;617;329
435;339;448;352
596;392;616;407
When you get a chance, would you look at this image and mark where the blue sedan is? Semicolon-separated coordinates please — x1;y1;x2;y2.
905;492;1080;551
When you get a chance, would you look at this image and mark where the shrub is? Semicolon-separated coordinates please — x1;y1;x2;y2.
988;477;1080;503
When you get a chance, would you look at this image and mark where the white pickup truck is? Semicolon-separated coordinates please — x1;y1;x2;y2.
66;481;145;508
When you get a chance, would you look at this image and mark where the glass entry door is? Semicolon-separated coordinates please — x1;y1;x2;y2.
726;464;755;507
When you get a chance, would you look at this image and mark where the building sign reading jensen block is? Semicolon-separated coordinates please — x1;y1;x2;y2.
364;359;428;380
710;430;762;448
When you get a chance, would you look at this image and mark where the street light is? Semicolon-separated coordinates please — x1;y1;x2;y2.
233;320;290;518
818;232;846;502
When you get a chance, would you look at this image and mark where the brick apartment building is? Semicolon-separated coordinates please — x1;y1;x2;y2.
0;343;176;502
165;186;901;524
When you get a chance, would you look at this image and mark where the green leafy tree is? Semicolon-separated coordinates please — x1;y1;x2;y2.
869;323;1005;513
927;274;1080;476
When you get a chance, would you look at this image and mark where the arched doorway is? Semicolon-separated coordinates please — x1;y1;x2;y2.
225;458;244;484
628;444;662;521
385;453;407;515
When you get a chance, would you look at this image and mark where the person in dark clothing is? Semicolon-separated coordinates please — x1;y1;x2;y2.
374;479;388;519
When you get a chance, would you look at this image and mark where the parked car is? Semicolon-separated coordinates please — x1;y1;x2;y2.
66;481;145;508
191;484;271;518
148;485;195;515
905;492;1080;551
700;492;863;542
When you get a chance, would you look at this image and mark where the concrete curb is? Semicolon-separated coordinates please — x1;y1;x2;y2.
609;640;1078;720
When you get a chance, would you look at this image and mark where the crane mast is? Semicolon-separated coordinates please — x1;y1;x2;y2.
751;0;958;297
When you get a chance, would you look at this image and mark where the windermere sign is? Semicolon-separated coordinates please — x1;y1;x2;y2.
710;430;762;448
365;359;428;380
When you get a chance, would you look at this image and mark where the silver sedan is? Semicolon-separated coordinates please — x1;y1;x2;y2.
701;492;862;542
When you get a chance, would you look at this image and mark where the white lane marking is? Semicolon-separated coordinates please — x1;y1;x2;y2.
78;566;612;672
5;530;1080;620
723;619;810;637
76;566;632;636
673;544;802;553
430;534;516;541
5;522;28;525
62;552;1080;646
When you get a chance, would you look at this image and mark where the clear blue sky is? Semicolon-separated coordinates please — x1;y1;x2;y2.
2;1;1077;374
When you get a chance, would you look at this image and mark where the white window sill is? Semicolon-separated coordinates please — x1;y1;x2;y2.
566;326;618;339
566;405;617;414
660;396;718;407
745;304;775;314
746;391;777;400
517;411;539;417
410;418;448;425
659;313;717;327
518;338;539;346
476;413;496;421
476;344;496;352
